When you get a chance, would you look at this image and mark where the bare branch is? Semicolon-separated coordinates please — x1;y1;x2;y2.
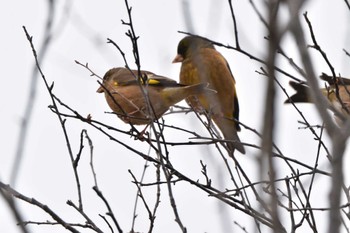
344;0;350;11
11;0;56;186
93;187;123;233
0;182;79;233
227;0;240;49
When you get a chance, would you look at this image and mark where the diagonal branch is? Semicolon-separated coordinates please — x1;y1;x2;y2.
0;182;79;233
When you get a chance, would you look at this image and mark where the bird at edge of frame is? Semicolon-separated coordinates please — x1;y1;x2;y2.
172;35;245;155
97;67;212;132
285;73;350;124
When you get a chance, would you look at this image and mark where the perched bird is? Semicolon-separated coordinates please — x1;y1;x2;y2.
173;35;245;154
97;67;209;125
285;73;350;120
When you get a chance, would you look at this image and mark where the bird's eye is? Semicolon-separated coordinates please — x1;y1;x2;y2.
113;81;118;86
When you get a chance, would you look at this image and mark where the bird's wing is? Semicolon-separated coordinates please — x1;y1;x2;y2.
223;58;240;130
145;73;182;87
117;70;181;87
225;60;236;83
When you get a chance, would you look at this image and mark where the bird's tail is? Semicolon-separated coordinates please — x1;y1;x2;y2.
227;134;245;155
216;119;245;155
285;81;311;103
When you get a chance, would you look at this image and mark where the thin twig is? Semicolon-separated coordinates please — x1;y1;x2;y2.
343;49;350;57
93;187;123;233
303;13;349;115
11;0;56;186
129;169;156;232
0;183;31;233
0;182;79;233
66;200;103;233
227;0;240;49
23;25;84;211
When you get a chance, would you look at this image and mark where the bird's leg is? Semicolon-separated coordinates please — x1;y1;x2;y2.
135;124;150;141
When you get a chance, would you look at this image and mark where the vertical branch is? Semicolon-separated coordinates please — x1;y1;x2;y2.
122;0;142;75
160;158;187;233
303;13;349;116
285;180;296;233
11;0;55;186
328;134;347;233
181;0;195;33
227;0;240;49
288;12;336;133
148;163;161;233
288;4;349;233
119;0;162;133
261;0;283;231
118;1;185;231
22;26;84;211
129;168;157;233
84;130;98;187
130;162;149;232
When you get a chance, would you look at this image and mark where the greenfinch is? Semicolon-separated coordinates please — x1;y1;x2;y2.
97;67;209;125
285;73;350;118
173;36;245;154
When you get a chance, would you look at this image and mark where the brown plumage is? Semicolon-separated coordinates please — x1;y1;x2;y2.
97;67;209;125
285;73;350;118
173;36;245;154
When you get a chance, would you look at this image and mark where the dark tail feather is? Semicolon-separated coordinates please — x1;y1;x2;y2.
285;81;310;103
320;73;334;84
221;124;245;155
228;140;245;155
320;73;350;85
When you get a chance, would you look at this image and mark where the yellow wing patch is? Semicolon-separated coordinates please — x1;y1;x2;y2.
147;79;160;85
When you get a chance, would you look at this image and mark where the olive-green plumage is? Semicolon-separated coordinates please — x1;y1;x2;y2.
97;67;208;125
173;36;245;154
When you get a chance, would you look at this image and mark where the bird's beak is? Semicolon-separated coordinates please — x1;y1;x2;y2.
96;86;104;93
172;54;183;63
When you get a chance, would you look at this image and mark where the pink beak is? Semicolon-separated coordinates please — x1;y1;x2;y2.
172;54;184;63
96;86;104;93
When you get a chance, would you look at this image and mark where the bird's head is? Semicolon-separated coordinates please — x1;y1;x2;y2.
172;35;214;63
97;67;130;93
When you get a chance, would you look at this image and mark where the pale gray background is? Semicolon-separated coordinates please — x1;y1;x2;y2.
1;0;350;232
